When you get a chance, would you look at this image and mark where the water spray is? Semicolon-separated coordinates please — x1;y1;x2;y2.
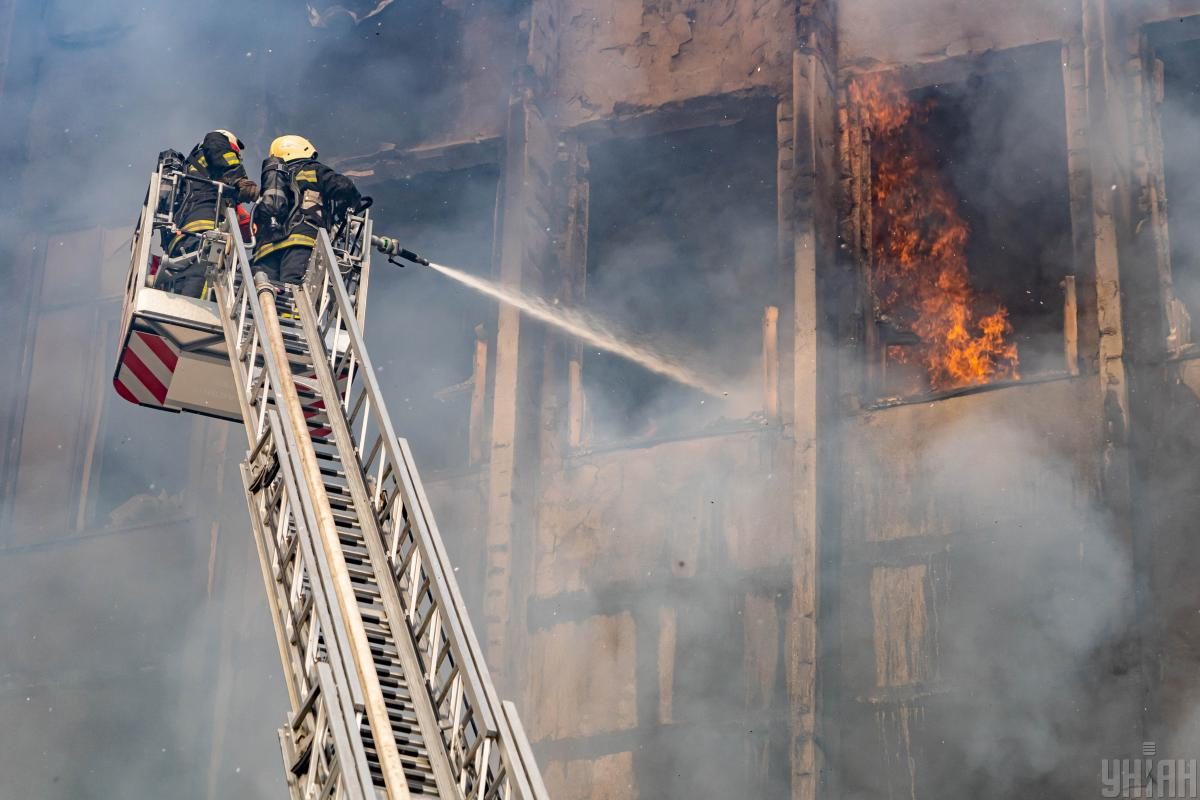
370;234;724;396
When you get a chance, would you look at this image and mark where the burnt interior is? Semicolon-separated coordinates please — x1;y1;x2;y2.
1159;39;1200;329
584;108;777;442
364;165;499;472
870;57;1074;399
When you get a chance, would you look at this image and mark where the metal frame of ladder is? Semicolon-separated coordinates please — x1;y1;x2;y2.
201;204;548;800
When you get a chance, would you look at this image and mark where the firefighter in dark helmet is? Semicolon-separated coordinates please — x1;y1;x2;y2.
252;134;363;285
165;129;259;297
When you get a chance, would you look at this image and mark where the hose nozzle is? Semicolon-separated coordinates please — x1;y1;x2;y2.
371;235;430;267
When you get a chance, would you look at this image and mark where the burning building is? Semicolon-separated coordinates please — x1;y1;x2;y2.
1;0;1200;798
848;48;1077;402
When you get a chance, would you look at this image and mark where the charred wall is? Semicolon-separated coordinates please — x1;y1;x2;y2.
581;104;778;441
553;0;795;125
512;0;1200;797
833;379;1137;798
838;0;1075;68
1127;5;1200;766
528;431;793;798
4;1;1200;799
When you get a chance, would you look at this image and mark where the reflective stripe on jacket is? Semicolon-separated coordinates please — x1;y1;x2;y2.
252;156;359;262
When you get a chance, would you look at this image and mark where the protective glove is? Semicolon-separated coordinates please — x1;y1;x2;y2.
235;177;260;203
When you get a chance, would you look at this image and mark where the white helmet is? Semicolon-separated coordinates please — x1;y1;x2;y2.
214;129;245;152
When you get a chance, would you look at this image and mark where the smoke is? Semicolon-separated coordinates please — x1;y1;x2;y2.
524;3;1200;800
0;1;353;798
829;5;1200;800
833;411;1140;798
4;0;1200;799
576;111;779;440
0;2;530;795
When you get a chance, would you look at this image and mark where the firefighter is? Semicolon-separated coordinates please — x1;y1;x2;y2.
251;134;363;285
165;129;259;298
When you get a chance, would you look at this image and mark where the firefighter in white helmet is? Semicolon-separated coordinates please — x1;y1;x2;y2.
165;130;259;297
251;134;364;285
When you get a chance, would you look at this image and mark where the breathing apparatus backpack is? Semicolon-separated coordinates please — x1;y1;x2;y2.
259;157;318;238
154;149;187;250
258;157;355;242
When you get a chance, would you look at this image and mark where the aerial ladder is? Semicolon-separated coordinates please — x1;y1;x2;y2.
115;163;549;800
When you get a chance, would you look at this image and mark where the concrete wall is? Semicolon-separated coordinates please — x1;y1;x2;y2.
500;1;1200;798
554;0;794;124
838;0;1075;70
527;430;793;798
835;378;1135;797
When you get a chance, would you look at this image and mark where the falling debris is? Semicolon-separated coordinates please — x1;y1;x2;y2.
307;0;394;27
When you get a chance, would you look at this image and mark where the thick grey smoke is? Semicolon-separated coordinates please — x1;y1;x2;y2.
833;415;1139;798
516;5;1200;800
4;0;1200;799
0;1;371;798
0;1;533;797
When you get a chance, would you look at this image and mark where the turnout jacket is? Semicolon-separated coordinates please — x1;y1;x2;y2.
170;131;258;253
252;156;361;262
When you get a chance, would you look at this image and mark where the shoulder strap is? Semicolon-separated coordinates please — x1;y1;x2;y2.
281;160;307;231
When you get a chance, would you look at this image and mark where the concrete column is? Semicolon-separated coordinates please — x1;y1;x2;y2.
788;1;840;796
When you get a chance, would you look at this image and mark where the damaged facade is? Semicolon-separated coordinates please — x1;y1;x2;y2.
3;0;1200;798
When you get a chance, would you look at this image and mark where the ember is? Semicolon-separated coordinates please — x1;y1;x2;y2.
852;75;1020;391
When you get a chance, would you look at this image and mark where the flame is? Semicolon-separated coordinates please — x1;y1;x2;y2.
851;75;1019;391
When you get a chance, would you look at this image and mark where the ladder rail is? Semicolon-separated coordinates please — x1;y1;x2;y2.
307;232;495;725
294;283;462;797
239;419;374;799
302;231;549;800
211;215;381;798
270;420;375;799
221;229;413;797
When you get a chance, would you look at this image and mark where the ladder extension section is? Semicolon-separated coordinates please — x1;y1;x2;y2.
206;207;547;800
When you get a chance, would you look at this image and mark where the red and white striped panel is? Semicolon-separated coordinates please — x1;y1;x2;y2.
114;331;180;407
303;394;332;439
300;367;355;441
299;368;350;440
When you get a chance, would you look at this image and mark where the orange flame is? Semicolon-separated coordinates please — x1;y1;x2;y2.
851;75;1019;391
